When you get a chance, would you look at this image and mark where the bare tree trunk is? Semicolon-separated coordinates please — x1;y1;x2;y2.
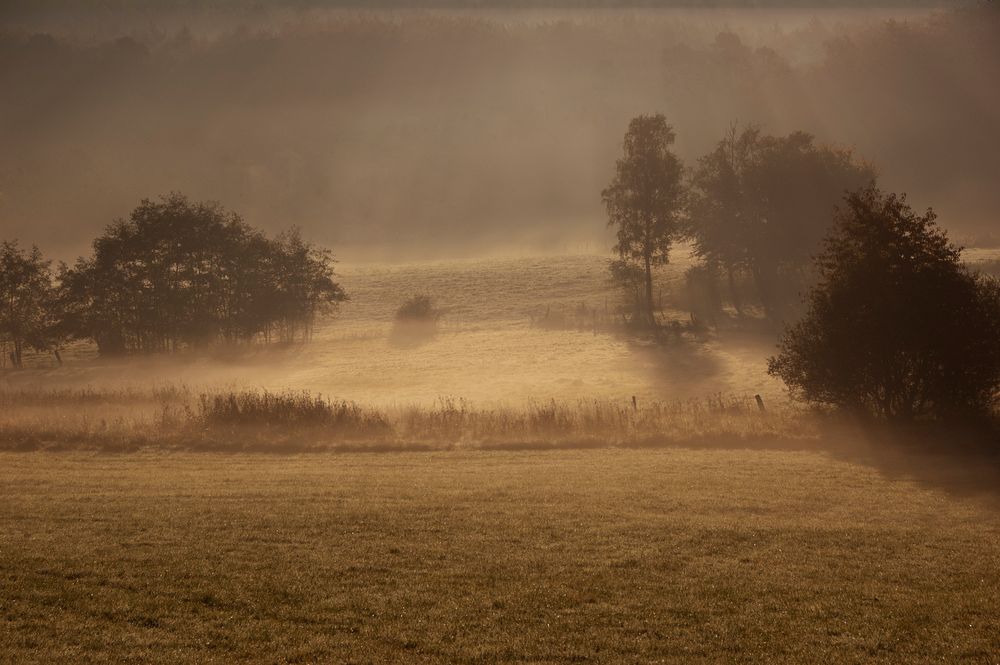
644;253;655;327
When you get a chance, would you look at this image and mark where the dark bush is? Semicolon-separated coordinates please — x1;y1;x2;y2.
395;295;440;322
769;185;1000;422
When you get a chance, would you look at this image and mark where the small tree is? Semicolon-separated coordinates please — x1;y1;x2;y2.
0;240;59;368
602;114;685;327
768;186;1000;422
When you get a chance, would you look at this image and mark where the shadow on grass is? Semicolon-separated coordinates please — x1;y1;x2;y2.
815;421;1000;501
472;421;1000;502
388;320;438;349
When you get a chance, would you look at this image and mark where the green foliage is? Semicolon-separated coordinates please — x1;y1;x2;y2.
602;114;685;326
687;125;874;319
769;185;1000;422
58;193;346;355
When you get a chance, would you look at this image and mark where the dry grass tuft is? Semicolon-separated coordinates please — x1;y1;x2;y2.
195;390;392;433
0;384;190;407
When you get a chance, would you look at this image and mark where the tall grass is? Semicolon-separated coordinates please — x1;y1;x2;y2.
0;385;190;407
0;387;806;452
195;390;392;434
395;395;783;446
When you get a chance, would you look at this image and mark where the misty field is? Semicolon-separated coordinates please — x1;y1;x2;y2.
1;253;787;406
4;2;1000;661
2;448;999;663
3;254;999;662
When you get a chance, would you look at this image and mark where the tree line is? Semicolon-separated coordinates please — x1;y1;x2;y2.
606;114;1000;423
0;193;345;365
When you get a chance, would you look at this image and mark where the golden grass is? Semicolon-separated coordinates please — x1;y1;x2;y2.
1;448;998;663
0;387;804;452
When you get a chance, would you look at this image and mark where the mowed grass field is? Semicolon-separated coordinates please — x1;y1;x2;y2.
2;448;999;663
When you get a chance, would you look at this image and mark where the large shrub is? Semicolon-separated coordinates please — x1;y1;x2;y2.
768;186;1000;421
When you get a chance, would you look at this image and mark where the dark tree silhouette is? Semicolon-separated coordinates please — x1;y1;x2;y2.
687;125;874;319
59;193;346;355
684;125;756;318
768;186;1000;422
0;240;60;368
602;114;685;327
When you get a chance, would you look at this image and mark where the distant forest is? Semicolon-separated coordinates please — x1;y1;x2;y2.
1;3;995;258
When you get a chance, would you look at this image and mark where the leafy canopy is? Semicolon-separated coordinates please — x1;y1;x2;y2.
687;126;874;317
768;185;1000;421
602;114;685;324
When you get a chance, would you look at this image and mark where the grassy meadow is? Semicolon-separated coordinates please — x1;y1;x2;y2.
3;251;1000;662
0;254;787;407
7;250;994;406
3;448;1000;663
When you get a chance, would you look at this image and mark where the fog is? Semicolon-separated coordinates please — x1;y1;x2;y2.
1;2;996;261
4;9;1000;661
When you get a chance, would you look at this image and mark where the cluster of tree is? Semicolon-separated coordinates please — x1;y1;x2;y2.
686;125;874;319
603;115;873;325
607;115;1000;422
0;194;345;363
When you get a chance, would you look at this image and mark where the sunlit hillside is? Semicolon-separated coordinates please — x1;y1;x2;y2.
1;252;791;409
